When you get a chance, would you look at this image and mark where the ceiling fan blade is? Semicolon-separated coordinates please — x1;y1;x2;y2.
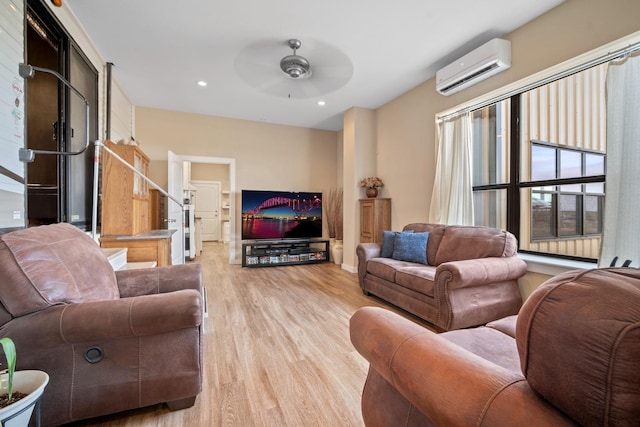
235;54;282;90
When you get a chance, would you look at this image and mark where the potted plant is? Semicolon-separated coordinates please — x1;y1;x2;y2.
360;177;384;198
0;338;49;427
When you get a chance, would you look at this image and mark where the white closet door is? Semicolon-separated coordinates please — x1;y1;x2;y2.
192;181;221;241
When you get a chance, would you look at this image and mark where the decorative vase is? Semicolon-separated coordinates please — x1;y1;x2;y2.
329;237;336;262
0;370;49;427
332;240;344;265
366;187;378;198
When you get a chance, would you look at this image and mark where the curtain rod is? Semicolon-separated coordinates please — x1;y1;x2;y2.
436;40;640;123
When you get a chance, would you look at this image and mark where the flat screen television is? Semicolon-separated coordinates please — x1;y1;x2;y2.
241;190;323;240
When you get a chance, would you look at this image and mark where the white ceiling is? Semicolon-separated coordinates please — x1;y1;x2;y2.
65;0;564;131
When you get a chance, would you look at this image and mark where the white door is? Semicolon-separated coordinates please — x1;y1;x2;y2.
167;151;185;265
192;181;221;241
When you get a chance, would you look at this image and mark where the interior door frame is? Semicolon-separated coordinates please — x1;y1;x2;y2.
172;154;237;264
167;151;185;265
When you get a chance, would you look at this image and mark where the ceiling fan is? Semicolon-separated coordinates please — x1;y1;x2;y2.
280;39;311;79
235;38;354;99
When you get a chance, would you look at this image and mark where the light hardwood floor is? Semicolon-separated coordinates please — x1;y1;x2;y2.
67;242;409;426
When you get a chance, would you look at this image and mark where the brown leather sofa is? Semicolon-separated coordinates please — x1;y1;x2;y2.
350;267;640;426
357;223;527;331
0;223;203;426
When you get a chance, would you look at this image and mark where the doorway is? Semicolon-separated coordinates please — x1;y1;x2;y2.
167;154;237;264
25;1;98;229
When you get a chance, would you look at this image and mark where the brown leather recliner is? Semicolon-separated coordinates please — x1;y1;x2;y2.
350;267;640;426
0;223;203;426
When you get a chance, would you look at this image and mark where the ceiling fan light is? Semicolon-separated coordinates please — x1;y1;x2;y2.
280;54;311;79
280;39;312;79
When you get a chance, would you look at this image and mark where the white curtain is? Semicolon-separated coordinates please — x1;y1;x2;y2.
428;112;474;225
599;53;640;268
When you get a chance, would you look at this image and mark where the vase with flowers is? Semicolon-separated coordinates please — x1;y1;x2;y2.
360;177;384;198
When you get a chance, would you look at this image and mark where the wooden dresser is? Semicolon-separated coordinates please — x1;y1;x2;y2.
100;141;172;266
360;198;391;245
100;140;150;235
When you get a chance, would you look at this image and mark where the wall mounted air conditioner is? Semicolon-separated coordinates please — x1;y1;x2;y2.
436;38;511;96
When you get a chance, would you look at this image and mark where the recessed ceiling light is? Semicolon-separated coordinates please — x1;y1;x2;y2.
197;81;207;87
317;101;326;106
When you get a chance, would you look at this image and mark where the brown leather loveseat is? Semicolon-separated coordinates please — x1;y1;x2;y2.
0;223;203;426
350;267;640;426
357;223;527;331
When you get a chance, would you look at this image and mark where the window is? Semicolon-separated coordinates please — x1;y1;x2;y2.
472;63;608;261
529;142;605;241
472;100;510;230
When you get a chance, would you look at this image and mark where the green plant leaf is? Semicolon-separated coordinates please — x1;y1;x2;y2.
0;337;16;401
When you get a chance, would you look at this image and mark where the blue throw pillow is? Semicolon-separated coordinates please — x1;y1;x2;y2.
381;230;413;258
392;232;429;264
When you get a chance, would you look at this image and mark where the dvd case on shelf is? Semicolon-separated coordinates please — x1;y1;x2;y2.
241;240;330;268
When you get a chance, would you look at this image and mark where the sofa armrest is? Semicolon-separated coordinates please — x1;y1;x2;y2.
435;256;527;290
356;243;381;282
6;290;202;347
115;264;203;297
55;289;202;343
350;307;574;426
356;243;381;261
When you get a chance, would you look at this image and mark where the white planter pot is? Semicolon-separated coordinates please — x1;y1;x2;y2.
329;238;336;262
332;240;344;265
0;370;49;427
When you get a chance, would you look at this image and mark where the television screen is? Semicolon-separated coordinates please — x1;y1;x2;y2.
241;190;323;240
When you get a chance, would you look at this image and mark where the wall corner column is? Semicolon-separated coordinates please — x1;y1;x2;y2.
342;107;377;271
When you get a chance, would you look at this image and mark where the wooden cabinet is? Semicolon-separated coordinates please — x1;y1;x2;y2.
100;141;173;266
100;231;174;267
100;141;150;235
149;189;167;230
360;198;391;244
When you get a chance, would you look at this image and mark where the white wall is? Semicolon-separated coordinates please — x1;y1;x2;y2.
342;107;376;271
0;0;25;230
191;163;230;189
109;78;134;142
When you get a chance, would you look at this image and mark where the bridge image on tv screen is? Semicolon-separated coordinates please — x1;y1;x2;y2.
241;190;323;240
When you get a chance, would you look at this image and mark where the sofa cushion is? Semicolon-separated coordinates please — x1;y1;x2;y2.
0;223;119;317
403;223;446;266
486;315;518;338
394;265;436;297
516;268;640;426
367;258;417;283
381;230;413;258
433;225;516;266
392;232;429;264
441;326;522;373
